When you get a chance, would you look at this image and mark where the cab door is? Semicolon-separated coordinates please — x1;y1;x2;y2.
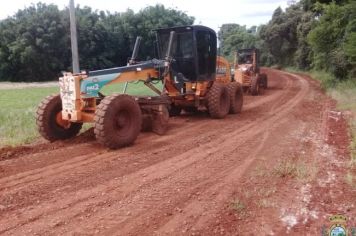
195;30;217;81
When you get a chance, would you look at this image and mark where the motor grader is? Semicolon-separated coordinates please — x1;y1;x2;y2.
233;48;267;96
36;25;243;149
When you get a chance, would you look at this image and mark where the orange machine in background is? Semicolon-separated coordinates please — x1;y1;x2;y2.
234;48;268;96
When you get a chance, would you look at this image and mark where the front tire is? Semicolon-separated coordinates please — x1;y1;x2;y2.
207;83;230;119
261;74;268;89
250;76;260;96
227;82;243;114
36;94;82;141
94;94;142;149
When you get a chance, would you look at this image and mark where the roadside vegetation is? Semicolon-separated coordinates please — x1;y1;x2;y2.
219;0;355;81
0;4;194;82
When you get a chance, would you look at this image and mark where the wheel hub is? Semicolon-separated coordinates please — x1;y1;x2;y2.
55;112;71;129
115;111;131;131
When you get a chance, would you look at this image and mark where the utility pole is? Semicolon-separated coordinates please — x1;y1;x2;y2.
69;0;80;74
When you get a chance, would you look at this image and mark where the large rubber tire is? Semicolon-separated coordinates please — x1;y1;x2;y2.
227;82;243;114
36;94;82;141
94;94;142;149
261;74;268;89
169;105;182;117
250;76;260;96
207;83;230;119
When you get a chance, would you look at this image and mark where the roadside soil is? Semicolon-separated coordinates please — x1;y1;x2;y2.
0;69;354;235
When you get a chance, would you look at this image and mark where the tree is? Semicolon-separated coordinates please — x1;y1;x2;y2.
308;1;356;79
295;11;314;69
0;3;68;81
0;3;194;82
218;24;258;61
259;4;305;66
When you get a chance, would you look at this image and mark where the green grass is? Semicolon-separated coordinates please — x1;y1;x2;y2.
101;81;162;96
0;87;59;146
284;67;335;90
0;81;161;147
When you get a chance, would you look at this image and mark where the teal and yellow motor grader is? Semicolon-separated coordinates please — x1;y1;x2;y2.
36;26;243;149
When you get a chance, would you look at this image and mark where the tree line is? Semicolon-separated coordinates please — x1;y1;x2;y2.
0;3;194;82
219;0;356;81
0;1;354;82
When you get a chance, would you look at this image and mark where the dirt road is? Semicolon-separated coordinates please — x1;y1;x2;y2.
0;69;354;235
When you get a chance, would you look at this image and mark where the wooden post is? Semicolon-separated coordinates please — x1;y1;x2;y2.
69;0;80;74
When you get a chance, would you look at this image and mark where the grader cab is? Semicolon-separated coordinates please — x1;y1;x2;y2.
36;25;243;149
234;48;268;96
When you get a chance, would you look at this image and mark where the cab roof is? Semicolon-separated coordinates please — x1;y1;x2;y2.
155;25;216;35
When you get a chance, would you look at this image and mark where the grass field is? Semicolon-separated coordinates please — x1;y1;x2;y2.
0;82;160;147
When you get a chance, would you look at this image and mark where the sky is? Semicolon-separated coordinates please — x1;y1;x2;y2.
0;0;289;31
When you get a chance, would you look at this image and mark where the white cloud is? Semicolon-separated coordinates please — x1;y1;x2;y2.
0;0;288;31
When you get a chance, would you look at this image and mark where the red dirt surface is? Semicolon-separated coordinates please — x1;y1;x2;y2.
0;69;354;235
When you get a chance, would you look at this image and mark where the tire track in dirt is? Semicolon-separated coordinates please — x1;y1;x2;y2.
10;72;300;234
109;72;309;235
0;70;286;225
64;72;306;235
0;69;307;235
116;127;275;236
0;71;288;233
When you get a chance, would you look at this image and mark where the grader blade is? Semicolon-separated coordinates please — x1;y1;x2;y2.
137;96;170;135
151;106;169;135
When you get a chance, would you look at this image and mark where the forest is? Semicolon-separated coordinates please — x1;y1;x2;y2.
0;4;194;82
220;0;355;84
0;0;354;83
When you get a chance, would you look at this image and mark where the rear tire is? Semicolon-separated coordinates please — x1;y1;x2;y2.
207;83;230;119
36;94;82;141
94;94;142;149
227;82;243;114
250;76;260;96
